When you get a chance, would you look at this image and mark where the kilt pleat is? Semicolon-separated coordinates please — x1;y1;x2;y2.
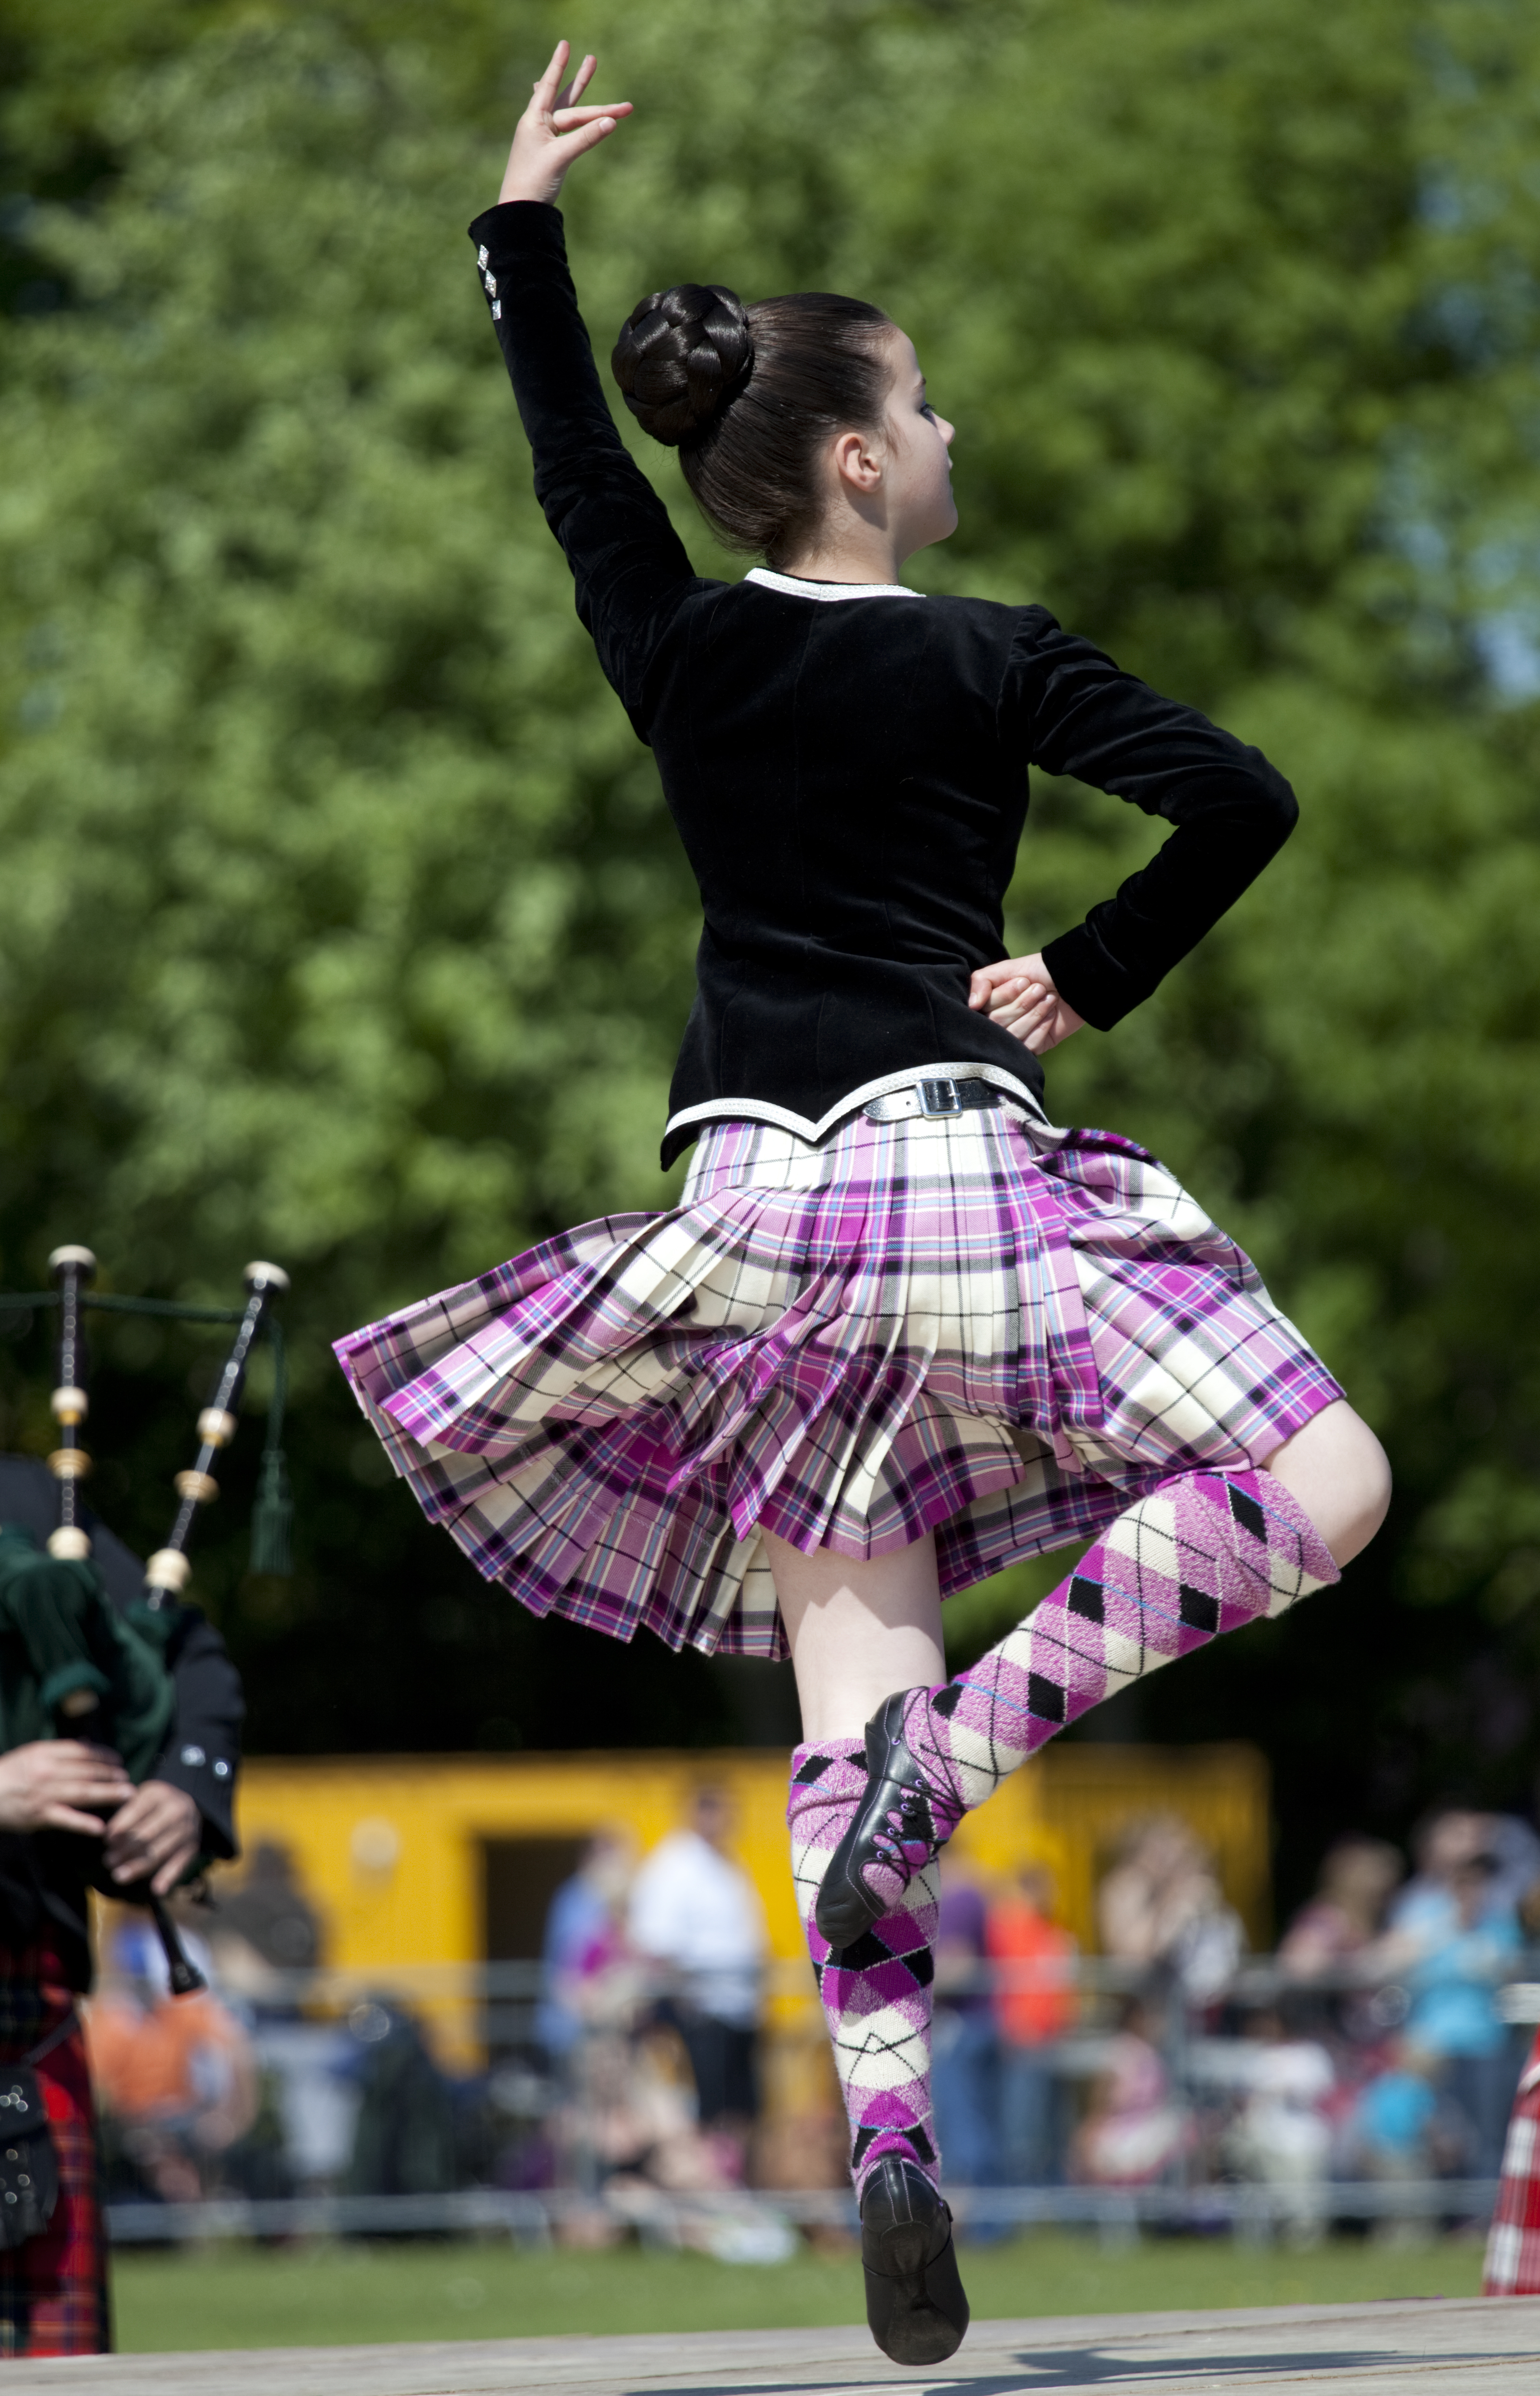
335;1108;1341;1659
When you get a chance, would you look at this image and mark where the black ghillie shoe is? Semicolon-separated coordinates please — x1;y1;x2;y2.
814;1690;943;1948
860;2154;970;2366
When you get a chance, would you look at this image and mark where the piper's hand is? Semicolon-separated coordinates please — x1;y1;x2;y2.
103;1779;201;1897
498;41;632;207
969;952;1087;1056
0;1740;133;1838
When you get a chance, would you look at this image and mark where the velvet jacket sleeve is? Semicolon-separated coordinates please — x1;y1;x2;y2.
467;201;698;726
1006;612;1299;1029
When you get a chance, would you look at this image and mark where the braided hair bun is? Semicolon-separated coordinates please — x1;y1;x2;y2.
611;284;754;448
611;280;894;563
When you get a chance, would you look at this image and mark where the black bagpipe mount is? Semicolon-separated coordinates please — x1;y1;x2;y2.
139;1259;291;1614
40;1250;292;1997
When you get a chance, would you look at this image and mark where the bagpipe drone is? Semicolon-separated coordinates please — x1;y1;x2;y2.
0;1249;289;1994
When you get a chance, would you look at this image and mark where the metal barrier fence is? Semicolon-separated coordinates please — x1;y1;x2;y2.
173;1954;1540;2009
105;2179;1501;2246
98;1948;1533;2245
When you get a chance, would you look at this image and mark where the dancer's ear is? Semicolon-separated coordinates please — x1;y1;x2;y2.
829;426;886;500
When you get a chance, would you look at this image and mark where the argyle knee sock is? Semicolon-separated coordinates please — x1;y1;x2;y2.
787;1742;941;2196
904;1466;1339;1835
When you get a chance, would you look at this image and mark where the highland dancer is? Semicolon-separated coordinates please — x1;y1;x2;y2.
337;44;1390;2364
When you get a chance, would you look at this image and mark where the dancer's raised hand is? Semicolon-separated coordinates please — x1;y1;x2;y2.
969;953;1086;1056
498;41;632;207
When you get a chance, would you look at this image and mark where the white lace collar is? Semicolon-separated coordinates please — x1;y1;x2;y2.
744;566;923;602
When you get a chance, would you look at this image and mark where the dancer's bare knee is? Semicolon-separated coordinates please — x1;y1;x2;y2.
1264;1400;1391;1569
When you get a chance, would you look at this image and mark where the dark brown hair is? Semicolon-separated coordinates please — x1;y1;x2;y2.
611;283;895;568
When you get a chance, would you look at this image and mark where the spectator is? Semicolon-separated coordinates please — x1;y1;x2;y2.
208;1841;321;1981
629;1788;765;2142
1338;2038;1462;2242
538;1830;636;2061
1221;2004;1335;2244
1380;1850;1523;2182
342;1997;458;2198
931;1874;998;2193
87;1927;258;2203
1278;1836;1404;1978
1480;1814;1540;1926
203;1847;360;2192
561;2021;731;2203
987;1864;1076;2186
1387;1807;1490;1936
1098;1815;1243;2006
1071;1997;1191;2187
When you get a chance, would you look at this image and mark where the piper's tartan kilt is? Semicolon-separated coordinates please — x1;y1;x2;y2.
0;1945;108;2358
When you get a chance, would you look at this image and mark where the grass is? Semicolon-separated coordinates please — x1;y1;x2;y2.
110;2230;1486;2352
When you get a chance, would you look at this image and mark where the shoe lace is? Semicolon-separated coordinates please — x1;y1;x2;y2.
868;1790;931;1872
899;1690;974;1834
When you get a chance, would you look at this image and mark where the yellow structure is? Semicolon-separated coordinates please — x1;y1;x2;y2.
231;1741;1269;2090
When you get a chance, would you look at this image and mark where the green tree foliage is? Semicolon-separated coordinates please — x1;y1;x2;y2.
2;0;1539;1895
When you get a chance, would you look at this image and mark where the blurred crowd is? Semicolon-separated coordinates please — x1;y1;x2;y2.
86;1788;799;2254
81;1794;1539;2242
945;1803;1537;2241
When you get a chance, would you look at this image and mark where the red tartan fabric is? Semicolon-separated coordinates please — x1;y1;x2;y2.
0;1946;109;2359
1483;2030;1540;2296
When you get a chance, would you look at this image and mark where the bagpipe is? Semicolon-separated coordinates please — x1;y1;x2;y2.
0;1249;289;1994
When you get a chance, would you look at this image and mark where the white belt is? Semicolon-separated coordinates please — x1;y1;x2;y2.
862;1076;1003;1123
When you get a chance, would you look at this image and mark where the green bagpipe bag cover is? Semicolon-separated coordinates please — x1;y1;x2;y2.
0;1525;175;1783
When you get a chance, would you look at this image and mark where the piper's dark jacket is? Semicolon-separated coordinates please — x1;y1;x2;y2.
470;202;1300;1170
0;1457;243;1991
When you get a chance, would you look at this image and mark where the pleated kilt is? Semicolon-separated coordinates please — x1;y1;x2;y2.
335;1105;1342;1660
0;1947;108;2359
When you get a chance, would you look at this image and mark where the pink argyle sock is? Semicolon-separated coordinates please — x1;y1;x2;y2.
905;1466;1339;1836
787;1741;941;2196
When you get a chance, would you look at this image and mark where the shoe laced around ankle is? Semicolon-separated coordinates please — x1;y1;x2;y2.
815;1692;949;1948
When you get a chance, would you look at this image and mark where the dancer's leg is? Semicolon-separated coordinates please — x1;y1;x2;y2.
776;1529;968;2365
771;1530;945;1742
773;1400;1386;1744
785;1739;942;2187
774;1529;947;2190
811;1401;1389;1945
771;1402;1387;2348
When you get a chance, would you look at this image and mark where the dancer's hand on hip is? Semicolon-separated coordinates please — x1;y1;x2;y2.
498;41;632;207
969;954;1086;1055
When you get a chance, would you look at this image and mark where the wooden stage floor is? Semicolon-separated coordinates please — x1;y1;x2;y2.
10;2298;1540;2394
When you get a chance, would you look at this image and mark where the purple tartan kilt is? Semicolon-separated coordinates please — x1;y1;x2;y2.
334;1107;1343;1660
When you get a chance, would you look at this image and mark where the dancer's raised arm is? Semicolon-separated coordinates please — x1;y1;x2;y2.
496;41;631;209
469;44;697;721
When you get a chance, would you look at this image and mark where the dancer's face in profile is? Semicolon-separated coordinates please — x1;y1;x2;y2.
816;329;957;571
878;330;958;560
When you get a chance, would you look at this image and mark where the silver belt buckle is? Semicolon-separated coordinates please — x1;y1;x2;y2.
919;1076;962;1118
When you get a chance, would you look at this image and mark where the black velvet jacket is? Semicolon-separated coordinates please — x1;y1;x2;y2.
0;1458;244;1991
470;202;1299;1169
